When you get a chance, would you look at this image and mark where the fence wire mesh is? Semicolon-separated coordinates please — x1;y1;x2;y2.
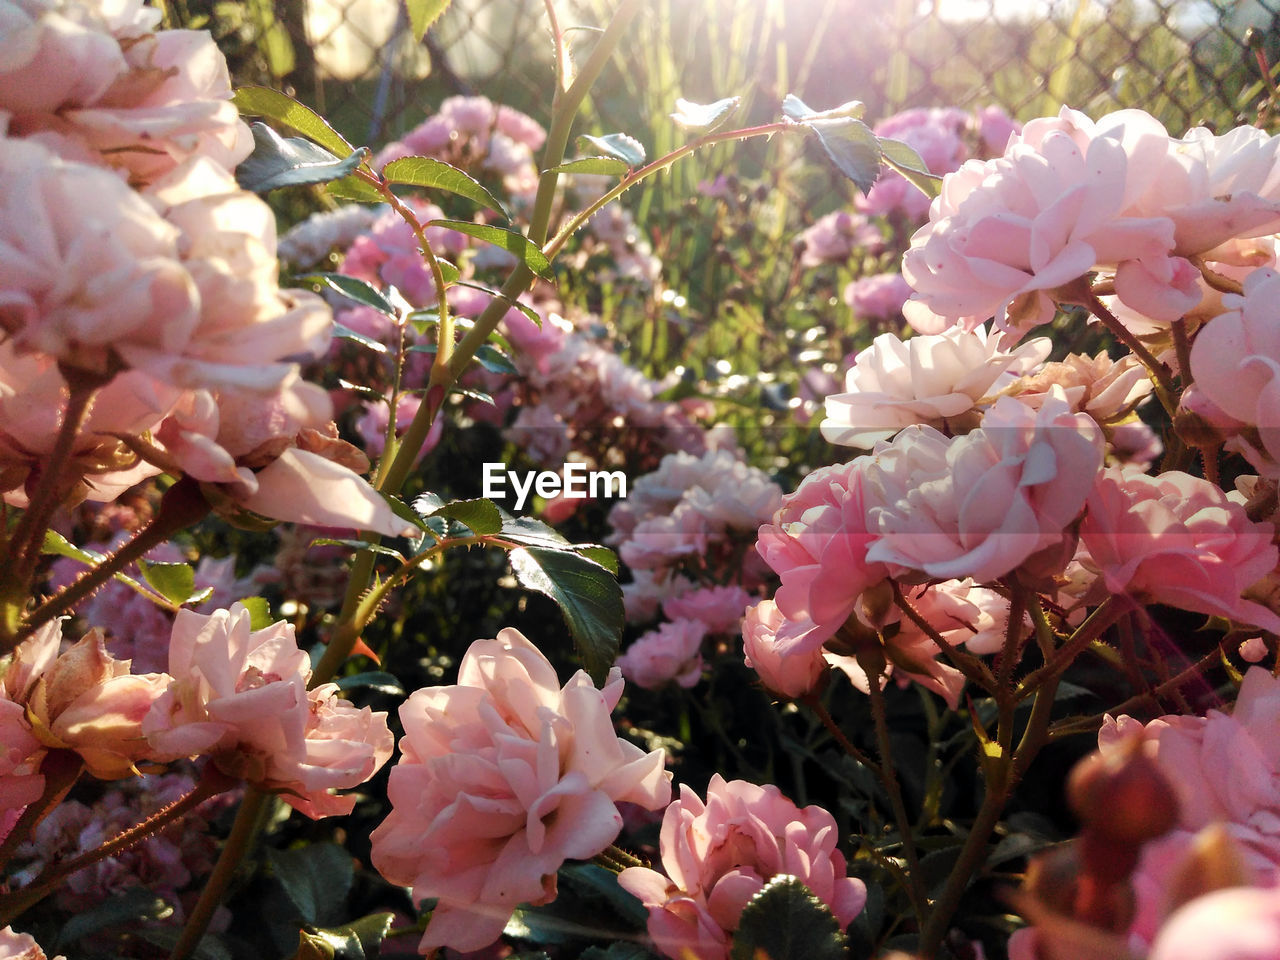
196;0;1280;147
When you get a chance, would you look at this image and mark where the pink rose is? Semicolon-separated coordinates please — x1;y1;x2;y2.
143;605;392;816
662;585;756;635
864;390;1104;584
842;272;914;321
755;458;888;642
0;699;44;814
616;619;706;690
1148;885;1280;960
369;629;671;953
1080;468;1280;631
740;599;828;700
1191;268;1280;476
618;775;866;960
821;324;1050;448
797;211;881;267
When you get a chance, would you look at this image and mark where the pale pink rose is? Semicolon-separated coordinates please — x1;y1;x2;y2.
1191;268;1280;477
662;586;756;635
354;391;443;462
843;272;914;321
0;926;63;960
755;458;889;642
865;390;1105;584
740;599;828;700
22;627;168;779
616;619;706;690
143;604;393;815
821;324;1050;448
861;107;970;221
901;110;1176;336
623;570;696;625
975;105;1019;154
0;0;128;116
1079;468;1280;631
369;629;671;953
1112;254;1202;324
1002;351;1154;425
798;211;882;267
1148;884;1280;960
0;135;198;375
618;775;866;960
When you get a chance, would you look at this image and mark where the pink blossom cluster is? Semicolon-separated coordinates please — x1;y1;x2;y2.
0;0;413;536
373;96;545;206
369;629;671;953
618;775;866;960
0;605;393;822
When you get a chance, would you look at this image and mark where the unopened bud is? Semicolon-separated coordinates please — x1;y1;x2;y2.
1068;741;1180;844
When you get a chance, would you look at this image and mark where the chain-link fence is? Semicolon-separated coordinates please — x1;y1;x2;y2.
198;0;1280;148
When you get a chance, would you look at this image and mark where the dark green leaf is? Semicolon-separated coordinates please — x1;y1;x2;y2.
326;175;386;203
781;93;865;122
420;498;502;536
508;546;623;684
337;379;385;401
878;136;943;199
236;123;369;193
451;280;541;326
380;492;429;533
731;875;848;960
340;913;395;954
292;928;360;960
267;844;354;926
805;117;882;195
670;96;741;132
335;671;405;695
407;0;451;42
450;385;495;405
413;491;445;515
546;156;630;177
383;156;508;218
138;560;197;606
499;515;573;550
332;323;389;353
54;889;172;950
575;133;646;167
311;537;405;561
135;928;231;960
560;863;648;927
474;343;518;375
426;220;553;278
232;86;356;158
573;545;619;575
297;272;397;316
238;596;275;631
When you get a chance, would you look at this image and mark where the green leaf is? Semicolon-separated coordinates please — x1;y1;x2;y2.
427;220;553;278
232;86;357;159
379;492;429;534
546;156;630;177
576;133;646;167
311;538;405;561
135;928;231;960
805;117;882;195
42;529;103;566
337;379;385;401
498;515;573;550
407;0;451;42
508;546;623;684
474;343;518;375
573;544;619;575
236;122;368;193
419;497;502;536
731;875;848;960
781;93;865;121
670;96;741;132
138;560;198;606
326;175;386;203
267;844;354;926
335;671;405;695
238;596;275;631
877;136;943;199
54;889;173;950
383;156;508;218
297;272;397;316
291;928;360;960
451;280;541;326
332;323;389;353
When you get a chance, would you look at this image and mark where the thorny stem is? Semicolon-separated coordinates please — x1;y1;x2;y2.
1075;283;1178;407
0;751;82;876
892;582;998;694
800;694;881;776
1016;595;1129;697
14;477;211;648
1188;254;1245;296
864;657;929;926
0;765;236;925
